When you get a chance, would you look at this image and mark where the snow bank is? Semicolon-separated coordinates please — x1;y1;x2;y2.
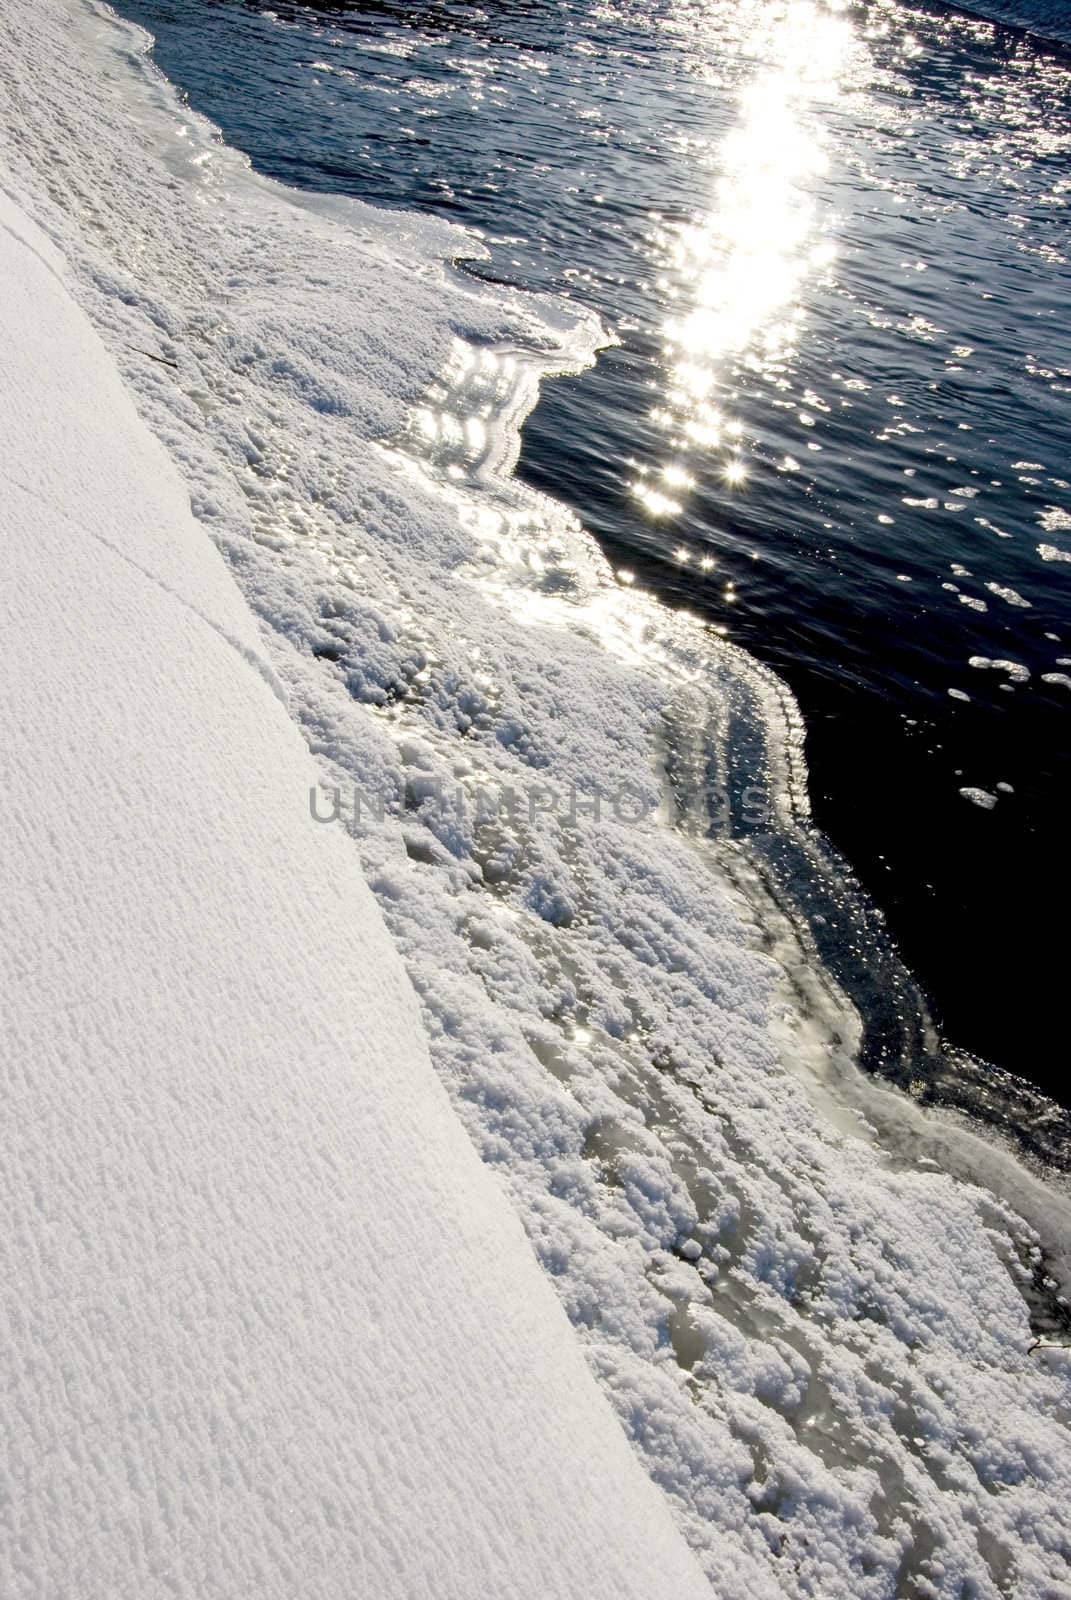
3;2;1071;1596
0;190;713;1599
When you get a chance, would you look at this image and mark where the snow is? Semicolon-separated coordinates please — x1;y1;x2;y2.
2;1;1071;1596
0;172;712;1600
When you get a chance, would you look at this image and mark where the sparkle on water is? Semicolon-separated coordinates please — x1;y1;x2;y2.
105;0;1071;1093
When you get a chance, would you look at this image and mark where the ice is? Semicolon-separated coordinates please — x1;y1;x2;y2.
2;1;1071;1595
960;786;999;809
986;582;1031;608
968;655;1032;684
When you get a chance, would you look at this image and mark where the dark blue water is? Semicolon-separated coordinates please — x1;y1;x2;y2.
110;0;1071;1100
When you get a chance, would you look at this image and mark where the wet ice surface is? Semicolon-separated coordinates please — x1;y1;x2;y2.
4;0;1071;1595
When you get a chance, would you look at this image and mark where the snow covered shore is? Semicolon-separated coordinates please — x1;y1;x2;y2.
2;1;1071;1596
0;184;716;1599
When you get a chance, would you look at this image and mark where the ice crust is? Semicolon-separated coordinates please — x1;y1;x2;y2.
1;2;1070;1596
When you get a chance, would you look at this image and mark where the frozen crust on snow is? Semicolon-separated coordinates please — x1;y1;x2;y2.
0;190;712;1600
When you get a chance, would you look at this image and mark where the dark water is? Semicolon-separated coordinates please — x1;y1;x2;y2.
109;0;1070;1099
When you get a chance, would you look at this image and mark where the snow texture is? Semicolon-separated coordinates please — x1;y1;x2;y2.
2;2;1071;1597
0;146;712;1600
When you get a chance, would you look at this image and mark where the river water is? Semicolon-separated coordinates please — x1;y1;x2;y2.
108;0;1070;1097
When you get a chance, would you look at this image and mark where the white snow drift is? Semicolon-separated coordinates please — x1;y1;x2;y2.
1;1;1070;1597
0;187;712;1600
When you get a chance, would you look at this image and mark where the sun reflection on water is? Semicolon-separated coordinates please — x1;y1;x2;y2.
634;0;857;525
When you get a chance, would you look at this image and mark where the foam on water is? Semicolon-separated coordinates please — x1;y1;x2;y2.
4;1;1071;1592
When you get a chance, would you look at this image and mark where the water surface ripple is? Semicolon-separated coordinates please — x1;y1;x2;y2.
109;0;1070;1100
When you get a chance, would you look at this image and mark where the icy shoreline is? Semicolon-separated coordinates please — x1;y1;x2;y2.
0;149;717;1600
2;1;1070;1595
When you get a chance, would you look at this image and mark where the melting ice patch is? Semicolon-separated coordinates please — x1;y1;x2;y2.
2;2;1070;1596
